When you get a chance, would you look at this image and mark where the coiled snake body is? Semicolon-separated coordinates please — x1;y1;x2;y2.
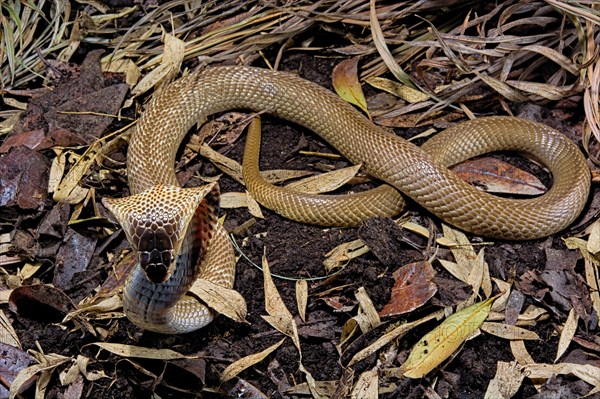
103;66;590;333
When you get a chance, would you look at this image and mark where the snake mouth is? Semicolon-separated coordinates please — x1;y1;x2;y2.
102;183;220;284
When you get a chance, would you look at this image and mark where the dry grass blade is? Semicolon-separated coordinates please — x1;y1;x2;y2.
1;0;71;89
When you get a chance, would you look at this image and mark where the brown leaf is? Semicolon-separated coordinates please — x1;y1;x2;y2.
8;50;128;149
0;129;45;153
0;343;34;398
452;157;547;195
0;146;50;210
9;285;75;323
169;358;206;385
380;261;437;317
332;57;369;116
53;229;97;291
451;157;546;196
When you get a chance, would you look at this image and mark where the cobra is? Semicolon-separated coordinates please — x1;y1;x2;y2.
103;66;590;333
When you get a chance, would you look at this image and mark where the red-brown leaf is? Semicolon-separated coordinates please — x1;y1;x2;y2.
451;157;546;196
380;261;437;317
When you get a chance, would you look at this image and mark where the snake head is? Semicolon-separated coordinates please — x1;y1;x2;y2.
102;183;220;284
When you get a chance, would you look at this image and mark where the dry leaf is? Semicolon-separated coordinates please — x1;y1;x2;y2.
199;144;243;183
452;157;546;196
87;343;193;360
510;340;535;365
480;322;540;340
379;261;437;317
348;310;444;367
296;280;308;323
220;192;248;209
555;308;578;362
332;57;369;116
10;352;70;399
366;76;429;103
369;0;414;87
0;310;21;348
285;164;362;194
245;191;265;219
260;169;313;184
221;338;285;383
130;33;185;97
350;369;378;399
262;254;296;338
524;363;600;388
323;239;370;271
564;237;600;326
402;297;496;378
588;220;600;254
190;279;248;324
355;287;381;333
484;361;525;399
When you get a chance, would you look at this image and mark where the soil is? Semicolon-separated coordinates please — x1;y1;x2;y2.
2;30;599;399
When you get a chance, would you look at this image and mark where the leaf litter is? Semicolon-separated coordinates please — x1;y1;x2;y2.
0;0;599;398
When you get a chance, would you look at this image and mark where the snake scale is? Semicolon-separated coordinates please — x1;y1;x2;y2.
103;66;590;333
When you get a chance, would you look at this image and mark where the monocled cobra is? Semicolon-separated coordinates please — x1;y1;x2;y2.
103;66;590;333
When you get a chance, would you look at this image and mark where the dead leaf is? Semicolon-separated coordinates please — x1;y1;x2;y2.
0;146;50;209
0;129;45;153
480;322;540;340
130;33;185;97
348;310;444;367
350;369;378;399
332;57;369;116
87;343;194;360
556;308;578;362
9;285;75;323
402;297;496;378
524;363;600;388
285;164;362;194
354;287;381;333
53;229;97;290
189;278;247;324
296;280;308;322
221;338;285;383
369;0;415;87
484;361;525;399
379;261;437;317
452;157;546;195
0;343;33;399
366;76;429;103
0;311;21;348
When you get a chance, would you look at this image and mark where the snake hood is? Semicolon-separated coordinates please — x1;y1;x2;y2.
103;183;220;283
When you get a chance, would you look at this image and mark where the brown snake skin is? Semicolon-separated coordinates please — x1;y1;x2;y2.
103;66;590;333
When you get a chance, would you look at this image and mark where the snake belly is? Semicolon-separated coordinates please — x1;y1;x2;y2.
104;66;590;333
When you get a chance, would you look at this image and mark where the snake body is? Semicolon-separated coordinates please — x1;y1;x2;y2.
103;66;590;333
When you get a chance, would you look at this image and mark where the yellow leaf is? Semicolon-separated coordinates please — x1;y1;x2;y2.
402;297;496;378
332;57;369;117
365;76;428;103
